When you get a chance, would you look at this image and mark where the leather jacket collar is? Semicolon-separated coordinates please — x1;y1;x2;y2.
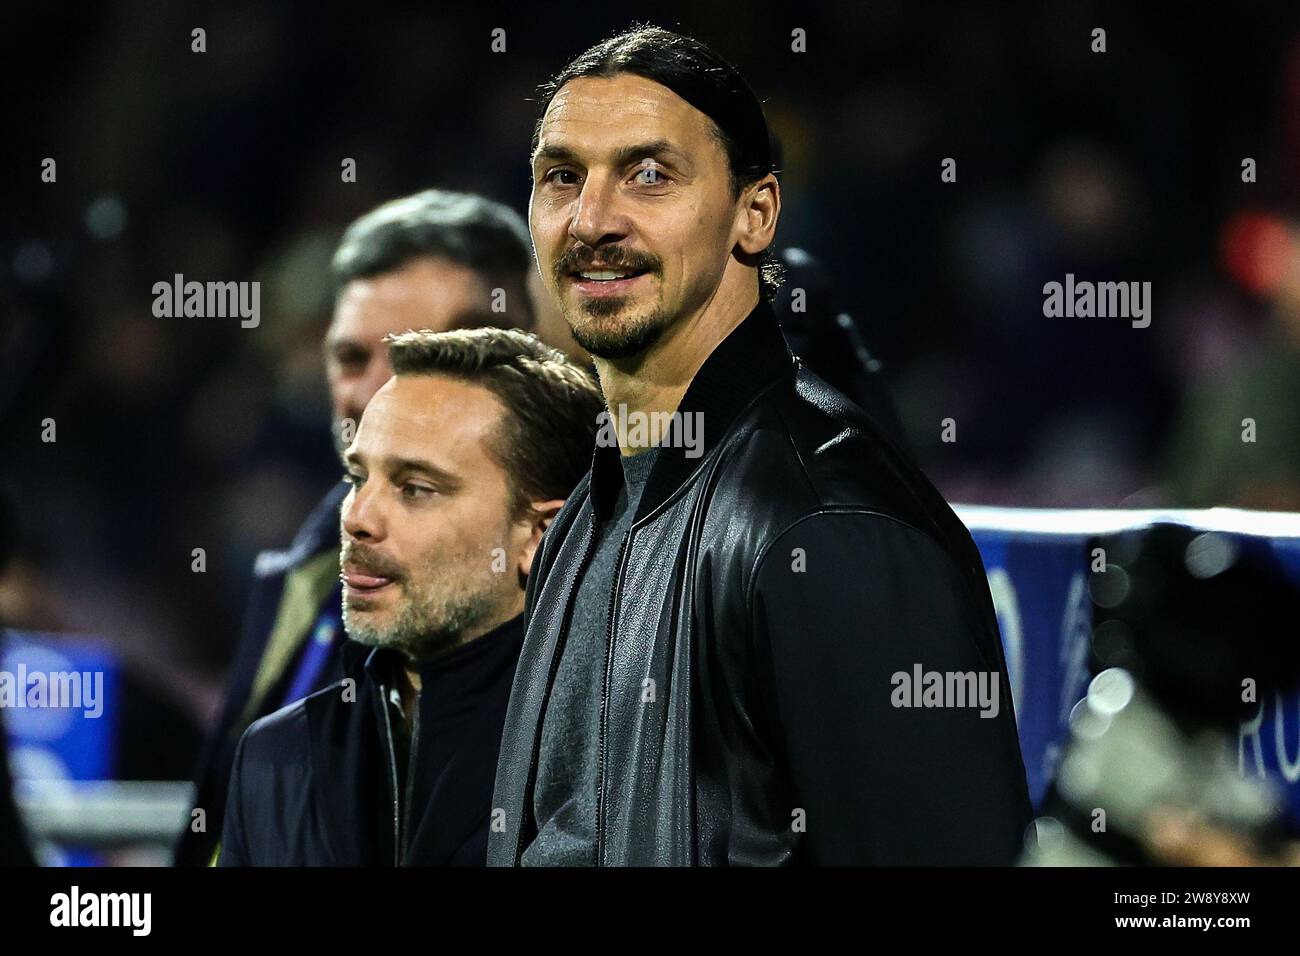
588;295;794;524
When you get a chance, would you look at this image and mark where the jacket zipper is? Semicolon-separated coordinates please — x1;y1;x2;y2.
400;699;421;865
593;528;632;867
512;520;596;864
379;682;402;866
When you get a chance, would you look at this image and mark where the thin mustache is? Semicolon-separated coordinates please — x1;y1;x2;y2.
341;545;404;581
557;247;658;275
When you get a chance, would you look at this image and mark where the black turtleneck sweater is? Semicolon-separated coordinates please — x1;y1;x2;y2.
219;613;526;866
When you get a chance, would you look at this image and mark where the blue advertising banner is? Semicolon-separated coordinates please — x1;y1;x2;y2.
1;632;120;781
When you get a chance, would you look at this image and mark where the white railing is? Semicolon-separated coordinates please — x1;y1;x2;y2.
16;779;193;848
954;505;1300;538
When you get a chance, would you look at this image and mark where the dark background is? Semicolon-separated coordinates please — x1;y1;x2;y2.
4;0;1300;772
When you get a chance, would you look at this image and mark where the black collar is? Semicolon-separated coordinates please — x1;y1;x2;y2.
589;296;795;523
341;612;527;691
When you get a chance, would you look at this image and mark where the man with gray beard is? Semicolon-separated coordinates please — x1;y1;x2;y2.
219;328;602;865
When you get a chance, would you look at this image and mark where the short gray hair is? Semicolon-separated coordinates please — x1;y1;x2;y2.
332;189;535;327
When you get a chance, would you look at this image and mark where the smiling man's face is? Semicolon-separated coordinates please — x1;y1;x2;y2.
529;73;743;359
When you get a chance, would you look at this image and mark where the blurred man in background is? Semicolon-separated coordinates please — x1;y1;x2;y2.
528;265;592;368
220;329;602;865
1025;523;1300;867
769;245;911;457
176;189;537;866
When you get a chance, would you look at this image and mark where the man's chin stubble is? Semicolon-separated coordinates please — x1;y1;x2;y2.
344;613;461;661
568;303;670;360
343;592;499;661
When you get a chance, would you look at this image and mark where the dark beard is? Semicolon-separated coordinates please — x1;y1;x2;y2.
554;242;666;359
570;304;670;359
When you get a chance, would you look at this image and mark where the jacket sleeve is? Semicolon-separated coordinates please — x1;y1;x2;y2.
216;731;253;867
750;511;1032;865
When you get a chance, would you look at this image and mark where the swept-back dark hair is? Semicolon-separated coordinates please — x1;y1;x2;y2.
532;23;785;301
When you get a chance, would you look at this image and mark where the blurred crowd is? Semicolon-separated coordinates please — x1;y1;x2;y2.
4;1;1300;774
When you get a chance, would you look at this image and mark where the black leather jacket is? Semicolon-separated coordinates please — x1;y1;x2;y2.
488;298;1032;865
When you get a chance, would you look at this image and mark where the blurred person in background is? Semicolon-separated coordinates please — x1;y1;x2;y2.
1024;523;1300;867
1158;212;1300;511
219;329;602;865
769;245;911;457
176;189;538;866
529;264;593;367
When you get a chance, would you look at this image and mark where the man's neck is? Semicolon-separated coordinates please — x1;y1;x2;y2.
595;283;759;454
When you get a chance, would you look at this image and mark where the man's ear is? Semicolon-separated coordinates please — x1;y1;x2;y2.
736;172;780;256
518;498;566;582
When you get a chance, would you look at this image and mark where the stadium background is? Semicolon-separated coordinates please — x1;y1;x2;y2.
4;1;1300;859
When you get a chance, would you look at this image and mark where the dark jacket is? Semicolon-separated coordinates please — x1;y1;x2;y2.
488;298;1033;866
176;482;348;867
220;614;525;866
